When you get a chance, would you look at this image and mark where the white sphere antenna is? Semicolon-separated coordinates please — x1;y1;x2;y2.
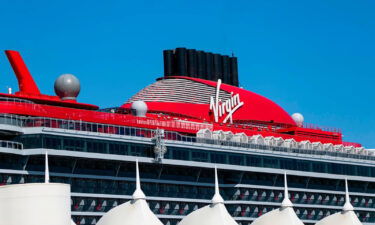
292;113;304;127
131;101;148;117
54;74;81;100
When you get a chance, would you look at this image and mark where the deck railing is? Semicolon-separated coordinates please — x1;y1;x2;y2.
302;123;342;133
0;113;372;163
0;140;23;150
165;132;374;163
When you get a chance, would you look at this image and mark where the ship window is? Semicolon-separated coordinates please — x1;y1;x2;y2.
129;143;153;157
280;159;295;170
18;134;42;148
367;182;375;192
263;158;278;168
312;162;326;173
228;154;244;165
63;138;85;151
331;164;343;175
109;143;128;155
343;164;355;176
246;156;261;167
0;154;23;170
44;136;62;150
296;161;310;171
54;160;74;173
211;152;227;164
171;148;190;160
87;141;107;153
108;143;120;154
357;166;370;177
192;151;208;162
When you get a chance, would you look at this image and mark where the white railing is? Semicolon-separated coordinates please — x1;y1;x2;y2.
0;113;372;163
0;140;23;150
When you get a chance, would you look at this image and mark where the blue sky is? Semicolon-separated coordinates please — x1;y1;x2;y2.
0;0;374;147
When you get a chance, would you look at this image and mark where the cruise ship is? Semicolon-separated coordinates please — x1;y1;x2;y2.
0;48;373;225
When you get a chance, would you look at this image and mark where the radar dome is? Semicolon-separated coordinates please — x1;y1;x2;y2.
54;74;80;100
292;113;304;127
131;101;148;117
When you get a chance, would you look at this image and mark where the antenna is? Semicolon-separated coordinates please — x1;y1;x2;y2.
45;150;50;183
6;86;12;94
212;165;224;204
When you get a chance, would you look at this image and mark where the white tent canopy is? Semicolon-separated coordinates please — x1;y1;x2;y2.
299;140;312;150
283;139;298;148
315;179;363;225
213;130;226;140
197;128;212;139
0;150;71;225
264;136;276;146
323;143;334;151
312;142;323;150
334;144;345;152
224;131;234;141
251;173;304;225
274;137;284;146
96;160;163;225
250;135;265;145
233;133;248;143
179;167;238;225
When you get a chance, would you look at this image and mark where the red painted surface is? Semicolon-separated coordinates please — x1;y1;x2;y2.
3;51;98;110
0;50;360;146
0;93;98;110
5;50;41;95
0;100;343;144
122;76;297;126
122;102;211;120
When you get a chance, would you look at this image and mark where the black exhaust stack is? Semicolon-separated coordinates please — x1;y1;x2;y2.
196;51;206;79
187;49;197;77
175;48;187;76
163;50;174;77
213;54;222;81
163;47;239;86
205;52;213;81
230;57;239;86
222;55;230;84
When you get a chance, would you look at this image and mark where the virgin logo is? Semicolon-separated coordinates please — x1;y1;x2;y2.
210;79;244;124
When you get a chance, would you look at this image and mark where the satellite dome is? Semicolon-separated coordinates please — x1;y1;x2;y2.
291;113;304;127
54;74;80;100
131;101;148;117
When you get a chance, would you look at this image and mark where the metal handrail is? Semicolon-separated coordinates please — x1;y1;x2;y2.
302;123;342;133
0;97;34;104
0;140;23;150
164;131;375;164
0;113;371;163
